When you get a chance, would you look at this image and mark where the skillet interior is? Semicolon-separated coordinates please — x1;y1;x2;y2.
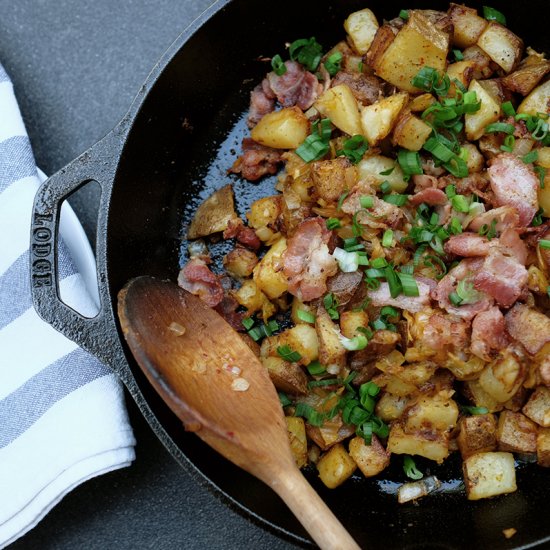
106;0;550;547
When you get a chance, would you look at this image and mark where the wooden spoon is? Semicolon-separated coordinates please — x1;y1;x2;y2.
118;276;360;550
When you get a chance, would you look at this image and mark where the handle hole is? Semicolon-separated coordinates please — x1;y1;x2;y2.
57;179;101;318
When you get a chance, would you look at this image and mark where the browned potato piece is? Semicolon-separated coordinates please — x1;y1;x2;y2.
387;422;450;463
465;80;501;141
505;304;550;356
403;393;459;433
286;417;308;468
463;452;517;500
409;93;436;112
448;3;487;48
502;60;550;96
522;387;550;428
306;415;355;451
314;84;363;136
311;157;355;203
478;352;525;404
537;429;550;467
223;248;258;279
317;443;357;488
446;60;476;96
464;380;503;413
457;414;497;459
262;356;308;395
518;80;550;116
253;237;288;300
375;392;408;422
360;92;408;146
368;11;450;93
497;410;538;454
340;309;369;339
187;184;238;239
348;435;390;477
316;307;346;373
477;22;523;74
344;8;380;55
290;296;315;325
250;107;309;149
392;111;432;151
461;143;484;173
277;325;319;365
462;45;494;80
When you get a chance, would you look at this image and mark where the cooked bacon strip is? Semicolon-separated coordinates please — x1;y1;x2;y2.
341;183;402;228
412;174;439;191
247;81;275;127
420;312;470;351
473;249;528;307
409;187;448;206
488;153;539;226
326;271;363;308
266;61;321;110
367;279;433;313
499;228;528;264
468;205;520;233
214;295;244;331
283;217;338;301
505;303;550;355
471;307;508;361
177;258;224;307
444;233;492;257
229;138;282;181
330;71;384;105
223;218;261;251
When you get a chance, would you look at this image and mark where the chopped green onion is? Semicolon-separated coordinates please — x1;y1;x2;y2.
411;67;450;97
399;9;409;20
397;272;419;297
340;333;369;351
443;156;469;178
449;291;463;306
423;254;448;279
371;318;387;331
337;190;350;210
338;134;368;164
380;166;395;176
360;195;374;208
297;309;315;324
247;319;279;341
382;229;394;248
277;345;302;363
371;257;388;269
333;247;360;272
501;101;516;117
532;208;544;227
451;194;470;213
307;361;326;376
423;136;456;162
456;279;484;304
461;405;489;415
296;118;332;162
453;49;464;61
535;166;546;189
271;54;287;76
398;149;423;176
385;265;402;298
242;317;254;330
326;217;341;230
380;306;399;319
323;292;340;320
450;217;463;235
445;184;457;198
365;277;381;290
531;118;549;141
500;134;515;153
324;51;343;77
380;180;392;194
479;218;497;240
547;286;550;299
403;456;423;480
483;6;506;25
294;402;324;426
522;150;538;164
307;378;340;389
278;392;292;407
365;267;385;279
383;193;409;206
289;37;323;71
539;239;550;250
485;122;515;134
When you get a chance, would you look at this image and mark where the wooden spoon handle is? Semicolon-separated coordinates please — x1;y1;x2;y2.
269;467;360;550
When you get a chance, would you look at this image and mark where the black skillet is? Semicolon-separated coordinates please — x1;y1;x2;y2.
30;0;550;547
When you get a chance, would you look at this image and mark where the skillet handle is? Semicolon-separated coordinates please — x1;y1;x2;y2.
30;127;127;369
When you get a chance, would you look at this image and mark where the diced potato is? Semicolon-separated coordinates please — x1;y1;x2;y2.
290;297;315;325
223;248;258;279
479;352;525;404
357;154;408;192
522;387;550;428
233;279;274;317
517;80;550;116
537;147;550;169
497;410;538;454
395;361;437;387
463;452;517;500
502;60;550;96
465;380;504;413
311;157;356;203
286;417;308;468
317;443;357;488
348;435;390;477
409;93;436;112
537;428;550;467
448;3;487;48
461;142;484;173
306;415;355;451
314;84;362;136
446;60;476;96
360;92;408;146
403;394;459;433
457;414;497;459
392;111;433;151
344;8;379;55
375;373;416;398
465;80;501;141
315;307;346;373
246;195;282;236
253;237;288;299
187;184;238;239
262;356;308;395
387;422;449;463
277;324;319;365
444;353;486;381
250;107;309;149
369;11;450;93
375;392;408;422
477;22;523;74
340;310;369;339
462;45;494;80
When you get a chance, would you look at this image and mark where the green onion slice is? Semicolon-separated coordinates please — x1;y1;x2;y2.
461;405;489;415
297;309;315;324
277;345;302;363
485;122;515;134
539;239;550;250
278;392;292;407
483;5;506;25
289;37;323;71
324;51;343;77
403;455;423;480
398;149;423;176
307;361;326;376
271;54;287;76
326;217;341;230
382;229;394;248
360;195;374;208
398;272;420;297
294;402;324;426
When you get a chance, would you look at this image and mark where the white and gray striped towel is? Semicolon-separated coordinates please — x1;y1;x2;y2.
0;64;136;547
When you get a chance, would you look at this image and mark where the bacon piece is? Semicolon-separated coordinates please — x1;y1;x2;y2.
266;61;321;110
223;218;261;251
330;71;384;105
499;228;528;264
177;258;224;307
229;138;282;181
409;187;448;206
247;82;275;127
214;295;244;331
367;279;433;313
412;174;439;191
421;312;470;351
488;153;538;226
471;307;508;361
444;233;492;257
341;183;402;228
283;217;338;301
474;249;528;307
505;303;550;355
326;271;363;308
468;205;520;233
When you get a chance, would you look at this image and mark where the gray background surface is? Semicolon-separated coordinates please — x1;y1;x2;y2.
0;1;295;547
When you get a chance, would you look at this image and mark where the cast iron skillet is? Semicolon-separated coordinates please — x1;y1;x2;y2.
31;0;549;547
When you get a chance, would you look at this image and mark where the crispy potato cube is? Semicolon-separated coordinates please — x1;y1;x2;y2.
277;324;319;365
340;310;369;339
522;387;550;428
497;410;538;454
316;307;346;372
286;417;308;468
537;147;550;169
409;93;436;112
477;22;523;74
457;414;497;459
314;84;363;136
375;392;408;423
465;380;503;413
446;60;476;96
290;297;315;325
360;92;408;146
392;111;432;151
246;195;282;242
461;142;484;173
479;352;525;404
262;356;308;395
348;435;390;477
537;429;550;467
369;11;450;93
344;8;379;55
253;237;288;299
375;373;416;398
465;80;501;140
502;60;550;96
317;443;357;489
306;415;355;451
505;304;550;356
311;157;356;203
233;279;274;317
223;248;258;279
403;394;459;433
187;184;238;239
518;80;550;116
387;423;449;463
448;3;487;48
463;452;517;500
357;154;408;192
250;107;309;149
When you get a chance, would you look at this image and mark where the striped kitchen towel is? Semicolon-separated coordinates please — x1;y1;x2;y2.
0;63;136;547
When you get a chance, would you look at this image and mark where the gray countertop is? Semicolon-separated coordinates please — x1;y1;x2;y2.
0;1;294;547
